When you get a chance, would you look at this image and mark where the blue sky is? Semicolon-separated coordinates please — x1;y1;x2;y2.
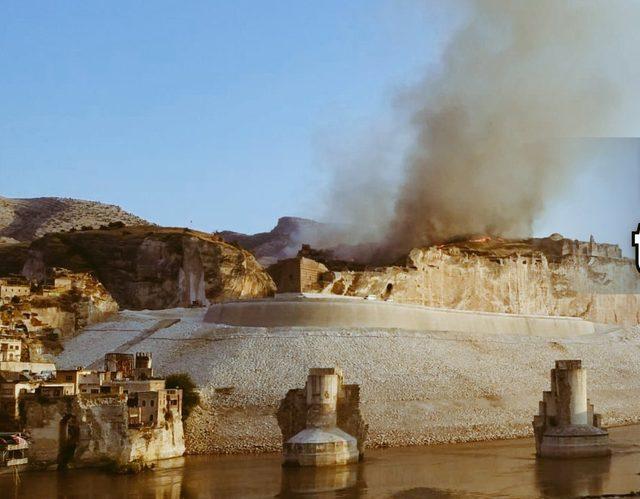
0;1;454;231
0;1;637;254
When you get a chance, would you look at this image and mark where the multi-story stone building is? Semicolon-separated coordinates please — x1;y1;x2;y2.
0;371;37;423
0;279;31;302
0;337;21;362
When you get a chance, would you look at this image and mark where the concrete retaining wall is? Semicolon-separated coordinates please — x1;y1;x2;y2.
204;295;596;337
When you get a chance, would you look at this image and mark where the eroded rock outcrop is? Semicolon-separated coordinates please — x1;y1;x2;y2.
22;395;184;469
2;227;275;310
320;238;640;326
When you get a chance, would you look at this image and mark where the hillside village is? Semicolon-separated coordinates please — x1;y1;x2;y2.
0;350;184;470
0;261;187;471
0;269;118;364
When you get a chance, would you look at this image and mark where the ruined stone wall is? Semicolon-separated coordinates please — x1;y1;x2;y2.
321;247;640;326
276;388;306;443
559;240;622;259
299;257;328;292
268;259;302;293
267;257;328;293
337;385;367;457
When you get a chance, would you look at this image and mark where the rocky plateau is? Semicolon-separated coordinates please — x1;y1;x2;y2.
0;226;275;310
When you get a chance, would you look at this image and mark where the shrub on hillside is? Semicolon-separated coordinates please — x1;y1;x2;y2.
165;373;200;418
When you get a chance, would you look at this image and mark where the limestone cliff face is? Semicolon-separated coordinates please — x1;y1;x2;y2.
13;272;119;340
23;396;184;469
12;227;275;310
322;246;640;326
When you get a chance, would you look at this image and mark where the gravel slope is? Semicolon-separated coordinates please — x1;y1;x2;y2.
57;309;640;455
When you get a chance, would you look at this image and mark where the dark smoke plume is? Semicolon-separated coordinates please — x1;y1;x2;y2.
319;0;640;258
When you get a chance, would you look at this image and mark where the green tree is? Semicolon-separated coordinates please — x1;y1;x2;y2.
165;373;200;418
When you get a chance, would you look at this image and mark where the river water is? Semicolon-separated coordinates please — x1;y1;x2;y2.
3;425;640;498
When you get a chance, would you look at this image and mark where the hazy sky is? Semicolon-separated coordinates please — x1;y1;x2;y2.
1;1;638;253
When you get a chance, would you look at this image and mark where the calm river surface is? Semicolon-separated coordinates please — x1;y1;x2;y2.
4;425;640;498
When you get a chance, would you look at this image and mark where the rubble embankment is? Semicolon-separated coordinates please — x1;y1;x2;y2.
57;309;640;455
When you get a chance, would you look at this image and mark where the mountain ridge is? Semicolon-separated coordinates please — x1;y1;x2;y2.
0;196;150;242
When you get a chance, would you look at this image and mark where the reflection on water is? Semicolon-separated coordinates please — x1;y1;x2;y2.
279;465;364;497
3;425;640;498
534;455;611;498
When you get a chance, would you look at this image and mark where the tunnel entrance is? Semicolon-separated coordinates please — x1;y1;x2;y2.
58;414;79;468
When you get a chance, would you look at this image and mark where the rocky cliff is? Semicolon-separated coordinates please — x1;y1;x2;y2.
220;216;337;266
30;272;120;337
321;237;640;326
0;227;275;310
23;395;184;469
0;196;149;242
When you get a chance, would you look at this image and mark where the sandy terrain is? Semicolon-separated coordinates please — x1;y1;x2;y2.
57;308;640;455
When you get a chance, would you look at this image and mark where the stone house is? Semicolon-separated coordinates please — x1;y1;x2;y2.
0;372;37;423
129;388;182;428
55;368;98;395
0;280;31;302
39;383;76;398
118;379;166;395
78;371;110;395
267;256;329;293
0;337;21;362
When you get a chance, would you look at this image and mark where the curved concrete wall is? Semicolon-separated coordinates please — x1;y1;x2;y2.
204;295;596;337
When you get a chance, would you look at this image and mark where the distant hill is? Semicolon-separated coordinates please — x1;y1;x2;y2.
220;216;393;266
220;216;333;266
0;196;150;242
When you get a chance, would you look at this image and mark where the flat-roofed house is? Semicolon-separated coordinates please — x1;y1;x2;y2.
0;371;37;423
0;338;21;362
39;383;75;398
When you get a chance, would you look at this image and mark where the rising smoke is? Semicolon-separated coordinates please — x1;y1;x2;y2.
321;0;640;258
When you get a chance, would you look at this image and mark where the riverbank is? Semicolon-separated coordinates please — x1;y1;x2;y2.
4;425;640;498
56;309;640;454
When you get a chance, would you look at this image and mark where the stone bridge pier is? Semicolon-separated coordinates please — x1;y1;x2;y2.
280;367;362;467
533;360;610;458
